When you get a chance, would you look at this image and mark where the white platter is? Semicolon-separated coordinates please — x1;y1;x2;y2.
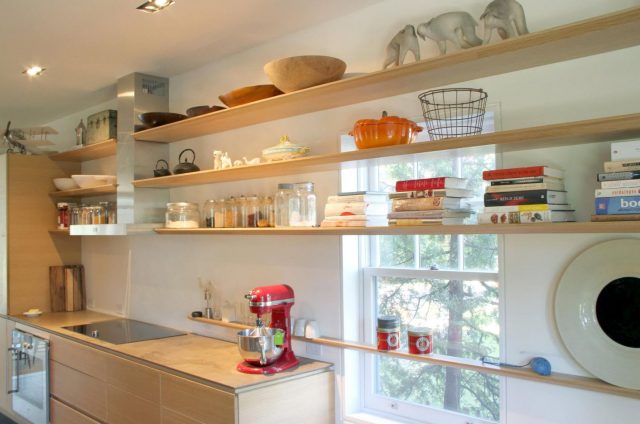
554;238;640;389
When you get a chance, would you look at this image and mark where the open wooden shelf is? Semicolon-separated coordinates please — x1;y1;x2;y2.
49;184;117;198
48;228;70;235
188;316;640;400
48;139;117;162
133;113;640;188
134;7;640;143
156;221;640;235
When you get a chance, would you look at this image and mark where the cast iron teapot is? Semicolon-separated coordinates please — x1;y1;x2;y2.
173;148;200;174
153;159;172;177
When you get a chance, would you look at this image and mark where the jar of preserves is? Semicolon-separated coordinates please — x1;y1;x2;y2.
408;327;433;354
275;183;293;227
203;199;216;228
165;202;200;229
289;182;316;227
377;315;400;351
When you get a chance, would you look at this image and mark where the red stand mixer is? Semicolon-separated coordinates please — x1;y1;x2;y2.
236;284;299;374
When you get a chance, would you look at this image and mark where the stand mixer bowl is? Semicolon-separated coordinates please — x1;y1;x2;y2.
237;328;284;366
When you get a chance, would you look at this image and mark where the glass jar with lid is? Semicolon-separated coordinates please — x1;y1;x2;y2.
289;182;316;227
258;196;272;227
214;199;226;228
275;183;294;227
203;200;216;228
244;195;259;227
165;202;200;229
224;197;237;228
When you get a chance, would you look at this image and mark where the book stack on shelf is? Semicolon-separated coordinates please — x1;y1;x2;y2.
479;166;576;224
320;192;389;227
593;139;640;221
388;177;474;226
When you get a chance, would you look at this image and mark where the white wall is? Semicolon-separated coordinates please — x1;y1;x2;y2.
43;0;640;422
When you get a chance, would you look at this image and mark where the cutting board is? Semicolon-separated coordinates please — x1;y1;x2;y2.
49;265;85;312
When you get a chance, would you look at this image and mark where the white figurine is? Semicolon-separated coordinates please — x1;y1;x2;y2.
383;25;421;69
233;159;243;167
480;0;529;43
220;152;232;169
243;157;261;165
213;150;223;170
417;12;482;55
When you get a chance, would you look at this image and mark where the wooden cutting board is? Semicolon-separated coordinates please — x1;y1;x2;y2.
49;265;85;312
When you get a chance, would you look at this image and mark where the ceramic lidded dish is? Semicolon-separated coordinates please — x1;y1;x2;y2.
262;135;310;162
350;111;423;149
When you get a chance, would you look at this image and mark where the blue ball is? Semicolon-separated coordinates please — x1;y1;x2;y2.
530;357;551;376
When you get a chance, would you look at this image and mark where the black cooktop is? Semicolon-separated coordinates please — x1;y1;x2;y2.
63;318;186;345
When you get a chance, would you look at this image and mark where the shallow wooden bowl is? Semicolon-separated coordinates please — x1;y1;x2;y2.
264;55;347;93
218;85;283;107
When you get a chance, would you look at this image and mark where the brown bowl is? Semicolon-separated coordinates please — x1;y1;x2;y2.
185;105;226;117
218;85;283;108
264;55;347;93
138;112;187;128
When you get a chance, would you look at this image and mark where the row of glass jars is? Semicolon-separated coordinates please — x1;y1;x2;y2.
203;196;275;228
58;202;117;228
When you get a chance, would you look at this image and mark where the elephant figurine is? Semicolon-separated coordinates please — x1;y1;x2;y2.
383;25;421;69
417;12;482;55
480;0;529;43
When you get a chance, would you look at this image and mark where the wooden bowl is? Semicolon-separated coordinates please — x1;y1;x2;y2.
138;112;187;128
218;85;283;107
264;55;347;93
185;105;226;117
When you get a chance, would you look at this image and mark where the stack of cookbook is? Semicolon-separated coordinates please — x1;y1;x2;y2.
320;192;389;227
388;177;474;225
478;166;576;224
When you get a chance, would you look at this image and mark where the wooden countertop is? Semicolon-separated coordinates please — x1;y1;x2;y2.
4;311;332;393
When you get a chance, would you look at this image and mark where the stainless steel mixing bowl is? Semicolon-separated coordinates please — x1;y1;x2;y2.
237;327;284;366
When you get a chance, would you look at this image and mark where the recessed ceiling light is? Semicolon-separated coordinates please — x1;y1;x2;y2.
137;0;175;13
22;66;46;77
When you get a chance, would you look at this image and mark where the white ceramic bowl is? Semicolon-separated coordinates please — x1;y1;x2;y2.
71;174;116;189
53;178;79;191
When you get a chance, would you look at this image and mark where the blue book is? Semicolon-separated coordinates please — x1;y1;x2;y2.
595;195;640;215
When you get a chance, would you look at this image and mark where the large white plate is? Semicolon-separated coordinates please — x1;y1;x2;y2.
554;238;640;389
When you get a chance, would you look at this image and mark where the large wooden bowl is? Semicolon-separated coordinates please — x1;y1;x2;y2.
218;85;283;107
264;55;347;93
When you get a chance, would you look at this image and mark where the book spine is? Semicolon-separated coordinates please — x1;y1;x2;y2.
327;195;388;203
595;196;640;215
603;160;640;172
483;166;546;180
484;190;551;206
389;219;441;226
591;213;640;222
395;178;445;191
478;211;560;224
490;177;546;186
595;187;640;197
597;171;640;182
324;203;387;217
392;197;446;211
600;179;640;188
486;183;563;193
483;204;552;212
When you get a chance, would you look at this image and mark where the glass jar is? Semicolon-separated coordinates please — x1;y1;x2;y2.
258;196;272;228
70;205;81;226
224;197;237;228
57;202;69;229
244;195;259;227
214;199;226;228
203;199;216;228
275;183;294;227
100;201;116;224
236;195;247;228
165;202;200;229
91;205;105;224
289;182;316;227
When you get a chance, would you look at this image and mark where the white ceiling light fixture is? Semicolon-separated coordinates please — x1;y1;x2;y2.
137;0;175;13
22;66;46;77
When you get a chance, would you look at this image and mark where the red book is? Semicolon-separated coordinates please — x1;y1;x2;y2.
482;166;564;181
395;177;468;192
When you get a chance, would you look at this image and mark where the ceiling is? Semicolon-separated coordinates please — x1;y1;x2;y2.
0;0;382;128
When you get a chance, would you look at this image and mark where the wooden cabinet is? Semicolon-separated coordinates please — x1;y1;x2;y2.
49;334;334;424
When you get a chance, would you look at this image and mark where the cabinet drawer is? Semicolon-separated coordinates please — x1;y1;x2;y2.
50;398;100;424
161;374;235;424
50;335;108;380
162;408;203;424
105;354;161;403
50;361;107;421
106;385;161;424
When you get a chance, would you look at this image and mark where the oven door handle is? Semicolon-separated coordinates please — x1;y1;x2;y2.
6;346;19;394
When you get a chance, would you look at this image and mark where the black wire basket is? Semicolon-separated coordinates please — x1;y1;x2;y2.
418;88;488;140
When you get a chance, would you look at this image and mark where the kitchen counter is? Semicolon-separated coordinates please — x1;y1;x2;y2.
4;310;332;394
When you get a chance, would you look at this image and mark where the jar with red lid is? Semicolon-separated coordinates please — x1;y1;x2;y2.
408;326;433;354
377;315;400;351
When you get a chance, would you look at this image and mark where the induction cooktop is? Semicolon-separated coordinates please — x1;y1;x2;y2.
63;318;186;345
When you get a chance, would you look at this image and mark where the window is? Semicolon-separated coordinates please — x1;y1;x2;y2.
342;113;501;424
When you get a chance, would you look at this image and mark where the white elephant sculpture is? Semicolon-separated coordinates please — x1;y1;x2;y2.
480;0;529;43
383;25;420;69
417;12;482;55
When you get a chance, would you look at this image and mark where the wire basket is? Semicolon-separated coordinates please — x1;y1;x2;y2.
418;88;488;140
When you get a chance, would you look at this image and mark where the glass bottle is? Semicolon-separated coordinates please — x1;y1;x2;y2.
289;182;316;227
203;200;216;228
275;183;294;227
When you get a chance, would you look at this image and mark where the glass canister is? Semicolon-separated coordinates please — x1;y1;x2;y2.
214;199;226;228
165;202;200;229
377;315;400;351
91;205;106;224
258;196;272;227
224;197;237;228
99;201;115;224
57;202;69;229
244;195;259;227
275;183;294;227
203;199;216;228
289;182;316;227
236;195;247;228
70;205;81;226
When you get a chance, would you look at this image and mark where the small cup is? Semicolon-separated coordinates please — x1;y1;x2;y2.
293;319;307;337
304;320;320;339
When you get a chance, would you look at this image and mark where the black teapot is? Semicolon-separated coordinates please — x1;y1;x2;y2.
173;148;200;174
153;159;171;177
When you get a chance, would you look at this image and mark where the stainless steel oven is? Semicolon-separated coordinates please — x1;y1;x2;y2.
7;328;49;424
